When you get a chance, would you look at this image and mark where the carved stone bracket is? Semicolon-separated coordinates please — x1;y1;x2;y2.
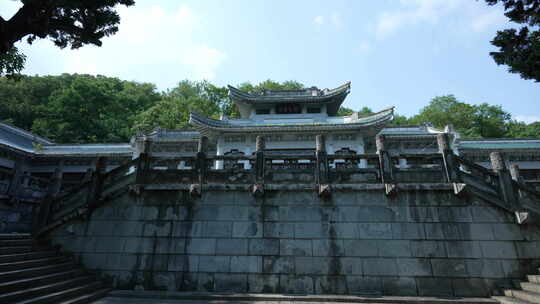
129;184;143;196
251;183;264;197
189;184;201;198
384;183;397;196
318;184;332;200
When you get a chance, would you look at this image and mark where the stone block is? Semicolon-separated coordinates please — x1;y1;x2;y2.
425;223;461;240
314;276;348;294
466;259;504;278
263;256;294;274
186;238;216;255
279;275;314;294
173;222;204;238
140;206;159;221
280;239;312;256
491;223;524;241
382;277;417;296
262;206;279;221
153;237;177;254
142;221;172;237
248;274;280;293
94;237;124;253
197;273;214;291
438;207;472;222
391;223;425;240
152;272;177;291
445;241;482;258
214;274;247;292
233;222;262;238
295;223;329;238
113;221;144;237
343;240;378;257
161;206;188;221
263;223;294;238
230;256;262;273
249;239;279;255
215;239;248;255
202;191;235;205
357;223;392;239
280;206;322;221
198;256;230;272
471;207;511;223
500;260;524;278
312;239;344;256
410;240;447;258
409;207;439;222
431;259;467;277
480;241;517;259
123;237;154;254
453;278;489;297
137;254;169;271
377;240;411;257
346;276;381;294
416;277;453;296
332;223;357;238
515;241;539;259
340;257;363;275
204;222;232;238
340;206;395;222
168;255;185;272
397;258;432;276
467;223;495;240
363;258;398;276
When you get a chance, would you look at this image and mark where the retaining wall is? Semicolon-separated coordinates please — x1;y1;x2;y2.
49;185;540;296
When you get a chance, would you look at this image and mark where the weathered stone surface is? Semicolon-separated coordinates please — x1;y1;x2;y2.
215;239;248;255
49;187;540;297
249;239;279;255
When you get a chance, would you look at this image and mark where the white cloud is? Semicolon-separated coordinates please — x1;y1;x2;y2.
313;12;343;29
471;10;506;33
375;0;506;39
16;4;225;89
515;115;540;124
0;1;22;20
358;41;371;52
330;12;344;29
313;15;325;25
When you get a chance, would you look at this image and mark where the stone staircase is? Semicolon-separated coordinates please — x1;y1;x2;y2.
0;234;110;304
494;271;540;304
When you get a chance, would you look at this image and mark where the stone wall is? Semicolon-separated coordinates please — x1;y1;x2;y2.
49;186;540;296
0;201;33;233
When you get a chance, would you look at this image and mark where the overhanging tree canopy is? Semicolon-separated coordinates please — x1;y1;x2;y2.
0;0;134;74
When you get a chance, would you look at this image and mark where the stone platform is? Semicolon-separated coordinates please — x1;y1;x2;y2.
96;291;499;304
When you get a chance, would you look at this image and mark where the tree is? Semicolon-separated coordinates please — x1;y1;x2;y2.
0;46;25;75
133;80;223;133
410;95;511;138
485;0;540;82
0;0;134;74
506;120;540;138
0;73;160;143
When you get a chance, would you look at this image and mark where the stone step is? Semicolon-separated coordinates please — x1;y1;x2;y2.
59;288;112;304
0;256;69;272
492;296;534;304
522;283;540;294
16;281;103;304
0;261;75;283
0;275;95;303
528;276;540;284
0;269;85;294
0;246;36;255
0;238;35;247
0;250;58;264
0;233;32;240
505;290;540;304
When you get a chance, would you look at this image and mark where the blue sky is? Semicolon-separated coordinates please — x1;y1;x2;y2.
2;0;539;122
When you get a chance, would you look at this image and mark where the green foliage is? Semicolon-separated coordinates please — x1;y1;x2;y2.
0;0;134;74
0;47;25;76
485;0;540;82
0;74;160;143
506;121;540;138
409;95;512;138
133;80;223;133
337;106;354;116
